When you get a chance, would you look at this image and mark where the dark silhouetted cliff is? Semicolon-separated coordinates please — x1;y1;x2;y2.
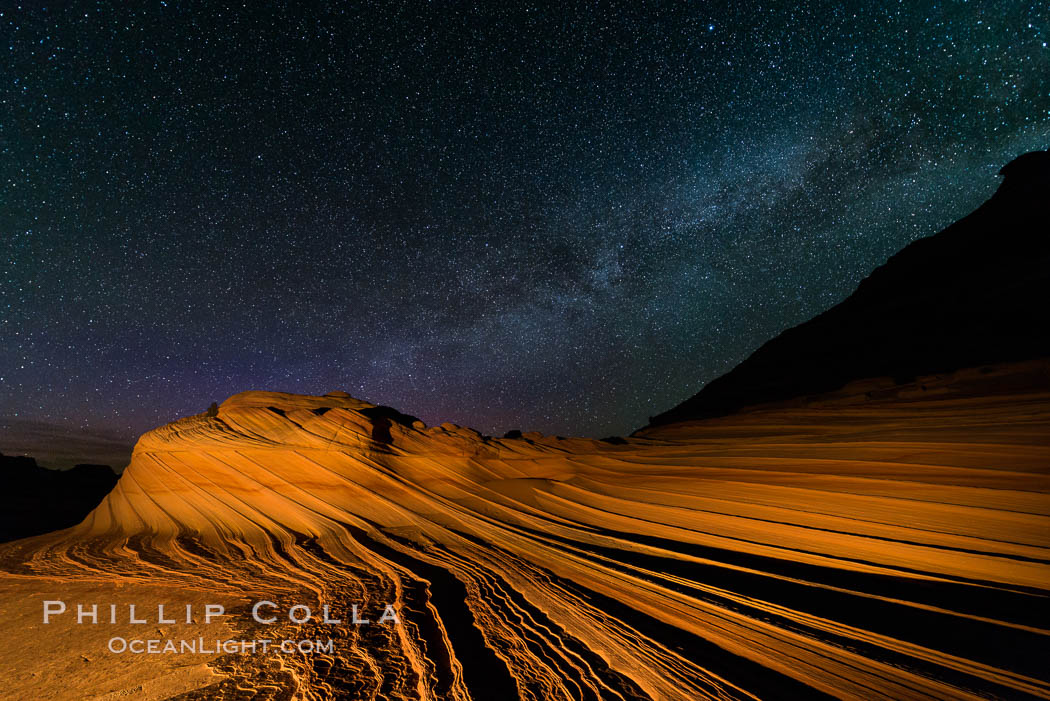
645;150;1050;428
0;453;118;542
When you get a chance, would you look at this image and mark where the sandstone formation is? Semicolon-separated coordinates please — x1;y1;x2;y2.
2;153;1049;699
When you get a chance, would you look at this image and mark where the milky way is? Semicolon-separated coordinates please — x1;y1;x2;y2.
2;1;1049;465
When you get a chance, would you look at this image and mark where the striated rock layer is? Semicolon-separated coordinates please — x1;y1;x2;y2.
3;153;1050;699
2;373;1049;700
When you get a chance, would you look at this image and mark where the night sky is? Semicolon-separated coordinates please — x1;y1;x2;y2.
3;2;1049;467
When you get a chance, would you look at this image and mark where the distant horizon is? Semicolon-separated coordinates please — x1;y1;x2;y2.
1;417;132;470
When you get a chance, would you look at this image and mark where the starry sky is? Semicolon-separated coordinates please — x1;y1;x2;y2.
3;1;1049;467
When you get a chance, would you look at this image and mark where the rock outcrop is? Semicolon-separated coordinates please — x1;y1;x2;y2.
644;150;1050;428
1;154;1049;700
0;383;1046;699
0;453;117;542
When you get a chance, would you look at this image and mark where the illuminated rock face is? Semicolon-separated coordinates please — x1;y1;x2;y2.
2;154;1049;699
3;377;1048;700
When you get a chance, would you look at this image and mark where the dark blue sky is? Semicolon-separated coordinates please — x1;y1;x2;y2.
2;1;1049;466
